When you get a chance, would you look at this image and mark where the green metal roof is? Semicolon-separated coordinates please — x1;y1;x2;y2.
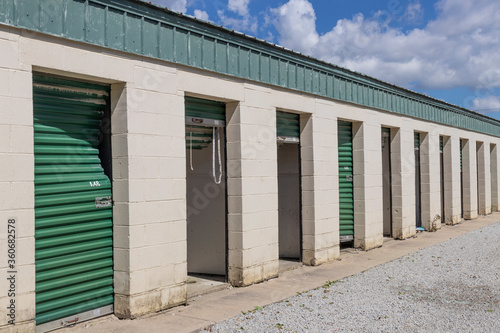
2;0;500;137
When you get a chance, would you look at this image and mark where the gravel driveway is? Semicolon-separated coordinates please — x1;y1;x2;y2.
201;222;500;333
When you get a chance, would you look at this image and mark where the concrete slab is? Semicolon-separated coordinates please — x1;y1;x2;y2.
186;274;230;300
60;213;500;333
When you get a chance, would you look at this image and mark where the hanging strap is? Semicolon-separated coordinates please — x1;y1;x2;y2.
189;130;194;171
217;127;222;184
212;127;222;184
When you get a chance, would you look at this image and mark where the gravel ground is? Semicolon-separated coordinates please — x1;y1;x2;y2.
201;223;500;333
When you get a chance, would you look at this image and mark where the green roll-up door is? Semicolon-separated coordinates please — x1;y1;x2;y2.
34;74;113;326
414;132;420;149
185;97;225;149
277;112;300;140
460;140;463;170
338;121;354;239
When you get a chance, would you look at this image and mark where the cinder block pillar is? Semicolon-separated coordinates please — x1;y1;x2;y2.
301;105;339;265
477;141;491;215
0;66;36;331
462;139;478;219
491;144;500;211
391;127;417;239
113;75;187;319
226;87;279;287
420;132;441;230
352;122;383;250
443;136;462;224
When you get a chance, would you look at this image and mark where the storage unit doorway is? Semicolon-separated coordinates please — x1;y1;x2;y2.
277;112;302;262
460;139;465;218
414;132;422;228
382;127;393;237
338;121;354;242
492;144;498;212
440;136;445;223
33;74;114;332
185;97;227;283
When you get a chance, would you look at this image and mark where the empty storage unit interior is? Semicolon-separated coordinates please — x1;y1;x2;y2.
185;97;227;280
1;0;500;332
276;112;302;261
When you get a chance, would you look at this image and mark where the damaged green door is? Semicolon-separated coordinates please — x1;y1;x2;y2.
34;74;113;328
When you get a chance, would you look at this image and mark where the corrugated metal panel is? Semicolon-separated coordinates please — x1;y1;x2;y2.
460;139;463;170
277;112;300;139
2;0;499;136
338;121;354;237
33;74;113;325
185;97;225;149
414;132;420;149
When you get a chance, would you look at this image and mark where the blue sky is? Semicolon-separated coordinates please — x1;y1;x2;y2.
150;0;500;121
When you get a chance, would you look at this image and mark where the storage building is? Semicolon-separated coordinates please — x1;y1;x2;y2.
0;0;499;332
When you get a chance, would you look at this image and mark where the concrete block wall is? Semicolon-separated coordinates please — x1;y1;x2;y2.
112;69;188;318
1;23;500;331
443;135;463;224
391;127;417;239
352;122;384;249
301;102;339;265
477;142;492;215
0;27;36;332
420;132;442;230
492;144;500;211
226;86;279;286
462;139;478;219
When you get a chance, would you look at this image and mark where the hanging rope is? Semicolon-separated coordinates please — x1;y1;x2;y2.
217;127;222;184
212;126;222;184
189;130;194;171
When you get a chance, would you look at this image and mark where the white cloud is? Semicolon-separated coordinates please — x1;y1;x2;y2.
150;0;187;13
267;0;500;94
218;1;257;34
472;95;500;111
228;0;250;17
402;1;423;23
269;0;318;52
218;9;258;33
194;9;209;21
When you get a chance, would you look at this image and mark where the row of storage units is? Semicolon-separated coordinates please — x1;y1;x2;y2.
1;2;499;332
28;75;499;331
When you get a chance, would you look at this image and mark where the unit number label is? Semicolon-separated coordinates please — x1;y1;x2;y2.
89;181;101;187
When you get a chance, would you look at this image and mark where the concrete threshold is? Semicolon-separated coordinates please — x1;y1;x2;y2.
186;274;230;300
62;213;500;333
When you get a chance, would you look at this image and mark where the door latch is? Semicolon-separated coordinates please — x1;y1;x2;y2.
95;196;112;208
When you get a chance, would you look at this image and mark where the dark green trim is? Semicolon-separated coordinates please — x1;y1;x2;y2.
185;96;225;149
277;111;300;138
185;96;225;120
4;0;500;136
414;132;420;149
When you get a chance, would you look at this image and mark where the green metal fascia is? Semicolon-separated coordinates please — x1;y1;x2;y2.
2;0;500;137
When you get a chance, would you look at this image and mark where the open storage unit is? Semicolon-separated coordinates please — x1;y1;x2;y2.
185;97;227;279
414;132;422;228
277;112;302;260
382;127;393;237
